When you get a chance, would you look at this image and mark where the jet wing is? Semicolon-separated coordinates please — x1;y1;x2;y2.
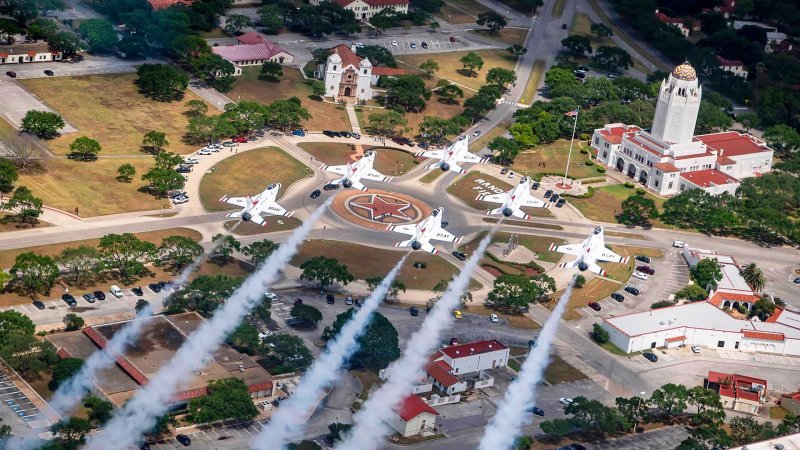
549;242;583;256
433;228;461;243
396;239;438;254
447;163;466;174
415;149;446;159
362;169;392;182
387;224;417;236
249;214;267;226
349;180;367;191
260;203;293;217
455;152;487;164
322;164;348;176
522;196;548;208
597;248;628;264
220;196;247;208
489;207;528;220
477;193;507;204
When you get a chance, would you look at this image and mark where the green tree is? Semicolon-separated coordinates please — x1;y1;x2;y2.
83;395;113;426
561;35;592;55
322;309;400;370
327;422;353;444
686;386;722;415
265;98;311;131
691;258;723;290
172;274;243;316
228;322;261;354
778;414;800;435
763;124;800;157
737;111;761;132
300;256;354;290
463;94;496;122
241;239;278;267
574;274;587;288
264;333;313;371
0;334;57;376
211;233;241;262
67;136;101;162
63;313;85;331
565;396;626;435
419;59;439;78
48;30;82;55
153;150;181;169
185;99;208;118
27;18;58;40
291;303;323;326
224;13;252;35
459;52;484;76
188;378;259;424
116;163;136;183
367;111;408;136
78;18;118;53
513;436;534;450
591;323;609;343
437;83;464;104
258;6;283;34
57;246;99;286
261;60;283;80
10;252;58;294
135;64;189;102
117;35;147;59
0;310;35;345
486;273;556;314
618;194;659;227
355;45;397;67
615;396;648;431
592;46;632;71
2;186;43;225
365;276;406;298
310;80;326;99
97;233;157;282
50;417;91;449
507;44;527;56
142;130;169;154
50;357;84;390
674;284;708;302
0;159;18;194
135;298;150;313
486;67;517;88
476;11;507;32
159;235;203;270
696;101;732;134
739;262;766;292
749;298;776;321
591;22;613;38
429;20;440;31
539;418;571;438
193;53;237;92
288;440;322;450
487;137;520;163
650;383;688;418
21;110;64;139
141;167;185;197
250;293;272;323
418;116;461;143
384;75;431;112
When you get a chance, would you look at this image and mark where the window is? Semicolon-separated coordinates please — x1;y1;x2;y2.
650;342;657;349
363;69;367;74
735;342;740;349
655;180;659;187
604;142;609;148
602;151;608;158
594;137;599;145
454;368;459;374
333;65;337;70
717;341;725;348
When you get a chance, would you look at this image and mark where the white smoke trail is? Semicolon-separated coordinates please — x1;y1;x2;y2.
251;254;410;450
335;229;496;450
477;278;576;450
84;198;334;450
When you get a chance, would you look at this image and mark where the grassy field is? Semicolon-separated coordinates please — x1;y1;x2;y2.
465;304;540;329
469;124;509;153
228;66;350;131
447;171;552;218
472;28;529;46
17;157;166;216
459;231;564;267
770;406;791;420
570;184;666;224
419;170;445;183
483;218;563;230
553;277;621;320
20;74;210;155
223;217;302;235
298;143;417;176
511;140;597;180
290;240;481;290
600;245;663;282
519;59;546;105
199;147;311;211
544;355;588;384
552;0;567;16
397;50;517;91
435;2;478;23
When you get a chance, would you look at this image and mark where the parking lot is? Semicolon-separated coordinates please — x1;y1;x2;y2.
0;372;49;430
658;252;691;302
145;420;274;450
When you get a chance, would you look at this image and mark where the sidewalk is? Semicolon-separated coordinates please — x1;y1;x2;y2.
345;103;362;134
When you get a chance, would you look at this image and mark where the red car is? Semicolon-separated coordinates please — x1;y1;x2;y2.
636;265;656;275
232;136;248;143
588;302;601;311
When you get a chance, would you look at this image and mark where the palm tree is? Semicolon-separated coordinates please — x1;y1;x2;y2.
740;262;766;292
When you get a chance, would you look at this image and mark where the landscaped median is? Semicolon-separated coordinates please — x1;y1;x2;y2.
298;143;418;176
458;231;565;278
446;171;552;218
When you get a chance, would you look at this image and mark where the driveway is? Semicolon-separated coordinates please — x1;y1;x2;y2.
0;80;77;133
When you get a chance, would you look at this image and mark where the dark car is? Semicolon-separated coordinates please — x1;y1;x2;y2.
5;71;15;78
635;255;651;263
62;294;77;307
421;41;428;49
32;300;46;310
624;286;640;296
550;193;560;202
449;36;456;42
636;265;656;275
82;293;96;303
140;443;151;450
794;277;800;284
93;290;106;301
449;337;458;346
531;181;540;190
452;251;467;261
500;167;509;175
175;165;192;173
610;292;625;302
132;287;144;296
544;189;553;198
323;130;335;137
528;406;545;416
323;183;339;191
148;283;162;293
643;352;658;362
326;294;335;304
528;339;536;348
310;189;321;199
44;69;54;76
417;142;429;149
588;302;601;311
556;198;566;208
294;298;303;306
410;307;419;316
175;434;191;446
561;23;568;29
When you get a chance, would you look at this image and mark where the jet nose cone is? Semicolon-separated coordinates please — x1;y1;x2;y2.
242;212;252;222
342;179;353;189
440;162;450;172
502;208;513;217
578;262;589;271
411;241;422;251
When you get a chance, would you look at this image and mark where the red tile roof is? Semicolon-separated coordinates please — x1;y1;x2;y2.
742;330;785;341
599;125;640;145
440;339;507;359
716;55;745;67
665;336;686;342
426;361;460;388
782;392;800;400
695;131;772;157
680;169;739;188
655;11;684;25
708;371;767;388
764;308;783;323
707;291;760;308
212;42;292;63
147;0;192;10
396;396;438;421
330;44;363;68
655;162;680;172
372;67;406;76
716;155;736;165
236;32;266;45
335;0;409;6
83;327;150;386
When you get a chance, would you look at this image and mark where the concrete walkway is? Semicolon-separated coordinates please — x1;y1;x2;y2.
345;103;362;134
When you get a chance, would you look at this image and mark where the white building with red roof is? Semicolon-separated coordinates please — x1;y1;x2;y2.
592;62;773;196
311;0;409;20
716;55;748;78
211;33;294;76
706;371;767;414
316;44;406;102
421;339;509;395
390;395;439;437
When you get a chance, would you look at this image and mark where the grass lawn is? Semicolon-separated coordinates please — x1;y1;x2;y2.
419;170;445;183
291;240;481;290
459;230;564;268
465;304;540;329
544;355;587;384
17;157;167;216
352;369;381;410
397;50;517;92
570;184;666;224
472;28;529;46
435;2;477;24
298;143;417;176
469;123;509;153
227;66;350;131
197;28;227;39
511;140;597;180
446;171;552;218
20;74;211;156
199;147;311;212
494;0;537;15
598;340;632;356
552;277;621;320
552;0;566;17
570;12;653;75
447;0;496;16
770;406;791;420
519;59;546;105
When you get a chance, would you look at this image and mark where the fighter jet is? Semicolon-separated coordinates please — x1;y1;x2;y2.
548;227;628;276
219;183;292;226
387;208;461;254
321;150;392;191
415;138;488;174
477;176;548;219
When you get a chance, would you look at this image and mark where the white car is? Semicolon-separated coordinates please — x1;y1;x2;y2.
207;146;220;152
184;157;199;164
489;313;499;323
508;172;516;179
391;40;398;46
632;271;649;281
355;42;365;48
410;42;417;48
672;240;686;248
172;196;189;205
264;292;277;300
472;130;482;137
197;149;212;155
559;397;573;406
691;346;701;353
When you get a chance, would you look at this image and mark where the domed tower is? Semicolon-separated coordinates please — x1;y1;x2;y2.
357;57;373;101
651;62;702;145
324;51;343;99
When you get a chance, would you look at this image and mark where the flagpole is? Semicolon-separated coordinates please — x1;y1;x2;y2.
563;108;579;187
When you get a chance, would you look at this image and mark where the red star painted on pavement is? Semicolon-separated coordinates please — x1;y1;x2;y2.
351;195;412;221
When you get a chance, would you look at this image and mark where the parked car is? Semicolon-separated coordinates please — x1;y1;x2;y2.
453;310;462;319
176;434;191;446
323;183;339;191
449;36;456;42
410;42;417;48
110;285;124;298
610;292;624;302
489;313;499;323
62;294;77;307
345;296;353;305
326;294;335;304
561;23;568;29
544;189;553;198
291;129;306;137
175;165;192;174
508;171;515;179
184;157;199;164
93;291;106;301
691;345;701;353
643;352;658;362
294;298;303;306
472;130;482;137
233;136;248;143
558;397;573;406
391;40;398;46
197;148;212;155
632;271;649;281
588;302;601;311
222;141;237;147
44;69;54;76
636;265;655;275
500;167;509;175
607;74;618;79
635;255;651;263
550;193;560;202
528;406;545;416
421;41;428;49
148;283;162;293
452;251;467;261
556;198;566;207
794;277;800;284
355;42;365;48
32;300;46;310
5;71;15;78
672;240;686;248
82;293;96;303
624;285;640;295
310;189;321;199
531;181;540;190
172;196;189;205
410;307;419;316
131;287;144;296
528;339;536;348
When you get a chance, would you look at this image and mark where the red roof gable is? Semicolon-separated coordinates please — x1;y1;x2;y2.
426;361;460;388
440;339;507;359
695;131;772;157
782;391;800;400
212;41;292;63
707;291;760;308
372;67;406;76
680;169;739;188
655;162;680;172
742;330;785;341
236;32;266;45
599;125;641;145
147;0;192;10
716;55;745;67
396;396;438;421
330;44;363;68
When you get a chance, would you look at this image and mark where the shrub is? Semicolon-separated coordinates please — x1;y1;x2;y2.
584;160;594;166
636;188;646;196
562;186;595;199
591;323;609;343
624;182;635;188
579;148;589;154
651;300;674;309
574;274;586;288
579;133;590;141
412;261;427;269
596;166;606;173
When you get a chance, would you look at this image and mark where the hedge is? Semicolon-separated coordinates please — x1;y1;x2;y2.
562;186;595;199
624;182;635;188
596;166;606;173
